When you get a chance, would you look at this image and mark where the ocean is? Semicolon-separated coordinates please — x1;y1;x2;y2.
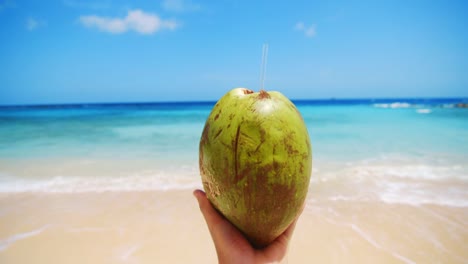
0;97;467;263
1;98;467;205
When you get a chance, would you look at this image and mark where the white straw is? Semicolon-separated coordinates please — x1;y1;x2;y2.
260;44;269;90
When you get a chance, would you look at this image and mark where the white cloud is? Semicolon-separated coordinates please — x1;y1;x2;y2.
26;17;45;31
79;9;179;35
305;25;316;37
294;22;305;31
162;0;200;13
294;21;317;38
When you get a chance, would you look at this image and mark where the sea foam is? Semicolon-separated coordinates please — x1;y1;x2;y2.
311;160;468;207
0;172;203;193
416;109;432;114
0;225;50;252
373;103;412;108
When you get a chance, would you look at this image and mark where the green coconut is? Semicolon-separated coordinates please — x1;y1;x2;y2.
199;88;312;248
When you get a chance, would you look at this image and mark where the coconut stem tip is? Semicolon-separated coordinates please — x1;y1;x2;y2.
258;89;271;99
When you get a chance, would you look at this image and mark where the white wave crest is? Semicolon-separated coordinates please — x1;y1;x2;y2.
351;164;466;181
0;173;203;193
377;181;468;207
416;109;431;114
0;225;50;252
312;161;468;207
373;103;412;109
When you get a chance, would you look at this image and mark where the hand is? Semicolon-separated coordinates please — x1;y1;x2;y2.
193;189;298;264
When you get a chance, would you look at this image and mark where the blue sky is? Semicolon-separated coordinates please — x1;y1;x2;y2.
0;0;467;105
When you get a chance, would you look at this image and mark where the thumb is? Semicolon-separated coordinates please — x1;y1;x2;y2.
194;190;216;222
193;189;253;262
193;189;226;232
193;190;246;245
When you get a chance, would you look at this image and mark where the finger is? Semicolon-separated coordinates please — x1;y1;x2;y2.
194;189;239;245
193;190;251;245
280;217;298;242
194;189;249;260
262;213;301;260
193;189;227;230
282;202;304;241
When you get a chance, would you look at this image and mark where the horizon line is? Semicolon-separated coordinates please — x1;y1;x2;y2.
1;96;467;108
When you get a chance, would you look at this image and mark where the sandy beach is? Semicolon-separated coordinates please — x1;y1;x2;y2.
1;190;466;263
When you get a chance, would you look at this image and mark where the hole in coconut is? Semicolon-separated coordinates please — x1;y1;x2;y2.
243;89;254;94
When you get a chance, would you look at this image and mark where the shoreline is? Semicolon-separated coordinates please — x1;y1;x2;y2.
1;191;466;263
1;157;467;214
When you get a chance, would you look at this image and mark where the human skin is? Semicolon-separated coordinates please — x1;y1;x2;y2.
194;189;299;264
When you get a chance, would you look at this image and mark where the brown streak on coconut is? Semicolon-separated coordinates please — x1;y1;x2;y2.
234;125;241;182
199;124;210;174
200;124;210;146
254;141;264;153
236;166;251;184
221;142;231;149
214;109;222;121
214;129;223;139
284;135;300;156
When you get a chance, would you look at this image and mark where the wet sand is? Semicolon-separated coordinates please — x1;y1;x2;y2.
0;191;466;263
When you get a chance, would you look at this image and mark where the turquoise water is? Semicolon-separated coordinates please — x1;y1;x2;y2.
2;100;467;161
0;99;467;206
0;104;208;161
307;104;468;162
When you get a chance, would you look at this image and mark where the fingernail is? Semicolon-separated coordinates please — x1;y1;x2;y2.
193;190;201;199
